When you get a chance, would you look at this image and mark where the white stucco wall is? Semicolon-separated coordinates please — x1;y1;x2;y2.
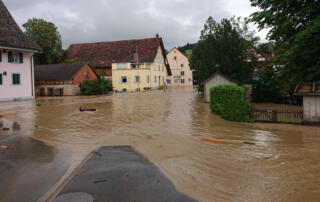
303;96;320;123
203;74;237;102
166;48;193;87
0;50;34;102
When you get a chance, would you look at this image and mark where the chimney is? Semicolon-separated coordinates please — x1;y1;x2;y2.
133;52;138;63
156;33;159;38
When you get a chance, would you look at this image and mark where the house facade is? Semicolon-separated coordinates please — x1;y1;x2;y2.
66;37;171;93
166;48;193;87
35;63;99;96
0;0;41;102
202;71;252;103
294;82;320;124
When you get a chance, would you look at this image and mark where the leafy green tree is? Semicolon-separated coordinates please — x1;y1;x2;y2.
257;42;274;55
250;0;320;85
252;67;283;103
23;18;63;64
191;17;258;90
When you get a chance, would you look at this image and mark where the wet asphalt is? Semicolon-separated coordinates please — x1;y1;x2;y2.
55;146;197;202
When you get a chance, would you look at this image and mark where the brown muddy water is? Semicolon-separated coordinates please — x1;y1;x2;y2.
1;88;320;201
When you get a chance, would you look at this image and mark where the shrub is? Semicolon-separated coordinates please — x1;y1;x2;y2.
210;85;253;122
79;79;113;95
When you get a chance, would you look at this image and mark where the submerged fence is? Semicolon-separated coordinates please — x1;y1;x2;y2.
251;109;304;124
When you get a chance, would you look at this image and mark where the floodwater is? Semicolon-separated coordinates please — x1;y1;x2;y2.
1;88;320;201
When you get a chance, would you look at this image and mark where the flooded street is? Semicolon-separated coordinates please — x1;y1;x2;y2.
1;88;320;201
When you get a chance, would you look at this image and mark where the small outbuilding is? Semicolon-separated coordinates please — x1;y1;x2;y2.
35;63;99;96
294;82;320;124
201;71;252;103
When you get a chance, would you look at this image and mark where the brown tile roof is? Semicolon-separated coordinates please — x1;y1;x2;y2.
65;37;171;75
0;0;41;52
294;82;320;96
35;63;97;81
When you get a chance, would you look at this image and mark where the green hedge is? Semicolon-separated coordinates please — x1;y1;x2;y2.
210;85;253;122
79;79;113;95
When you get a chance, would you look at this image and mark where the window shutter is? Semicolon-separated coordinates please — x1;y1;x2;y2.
8;52;13;63
0;51;2;62
127;77;130;83
19;53;23;63
0;74;2;85
119;77;122;83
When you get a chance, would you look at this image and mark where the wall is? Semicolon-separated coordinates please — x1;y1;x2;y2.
203;75;237;102
0;49;34;101
72;64;99;85
35;84;80;96
166;48;193;87
303;96;320;123
112;47;167;92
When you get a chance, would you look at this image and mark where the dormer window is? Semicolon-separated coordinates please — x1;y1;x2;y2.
8;52;23;64
174;56;177;60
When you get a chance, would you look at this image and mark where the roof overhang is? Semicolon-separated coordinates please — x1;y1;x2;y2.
0;46;41;53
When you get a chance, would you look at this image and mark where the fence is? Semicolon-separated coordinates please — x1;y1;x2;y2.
251;109;304;124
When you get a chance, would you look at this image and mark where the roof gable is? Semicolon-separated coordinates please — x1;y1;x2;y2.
35;63;92;81
0;0;41;52
167;47;189;60
201;71;241;85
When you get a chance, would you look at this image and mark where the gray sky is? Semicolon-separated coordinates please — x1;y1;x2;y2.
3;0;268;49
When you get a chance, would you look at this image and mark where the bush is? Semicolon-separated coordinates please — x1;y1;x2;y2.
210;85;253;122
79;79;113;95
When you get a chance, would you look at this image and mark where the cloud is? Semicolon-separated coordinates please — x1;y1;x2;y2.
3;0;267;49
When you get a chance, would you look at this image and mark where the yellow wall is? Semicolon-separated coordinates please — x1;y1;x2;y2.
112;62;167;92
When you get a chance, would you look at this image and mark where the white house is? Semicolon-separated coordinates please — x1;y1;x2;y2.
202;71;252;103
0;0;41;102
166;48;194;87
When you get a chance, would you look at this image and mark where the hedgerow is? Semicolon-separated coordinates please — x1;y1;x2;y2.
210;85;253;122
79;79;113;95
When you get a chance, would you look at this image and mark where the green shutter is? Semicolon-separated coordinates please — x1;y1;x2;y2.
8;52;13;63
0;51;2;62
19;53;23;63
0;74;2;85
13;74;20;85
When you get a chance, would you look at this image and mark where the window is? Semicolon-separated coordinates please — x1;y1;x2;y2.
85;72;89;79
147;75;150;83
174;56;177;60
181;79;185;84
167;79;171;84
8;52;23;64
158;65;160;71
181;71;185;76
154;76;157;83
117;63;127;69
131;64;137;69
120;76;128;83
162;66;164;72
181;64;184;68
12;74;20;85
135;76;140;83
154;64;157;71
0;73;2;85
162;77;164;83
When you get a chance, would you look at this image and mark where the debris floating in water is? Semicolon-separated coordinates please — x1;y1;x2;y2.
202;139;231;145
243;141;255;145
79;107;96;112
0;145;8;150
0;127;10;131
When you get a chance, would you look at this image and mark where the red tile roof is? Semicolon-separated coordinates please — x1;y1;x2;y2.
65;37;171;75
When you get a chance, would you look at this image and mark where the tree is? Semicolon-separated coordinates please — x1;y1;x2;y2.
250;0;320;86
23;18;63;64
252;67;283;103
190;17;258;90
257;41;274;55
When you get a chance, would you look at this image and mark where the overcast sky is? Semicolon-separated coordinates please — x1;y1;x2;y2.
4;0;268;49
